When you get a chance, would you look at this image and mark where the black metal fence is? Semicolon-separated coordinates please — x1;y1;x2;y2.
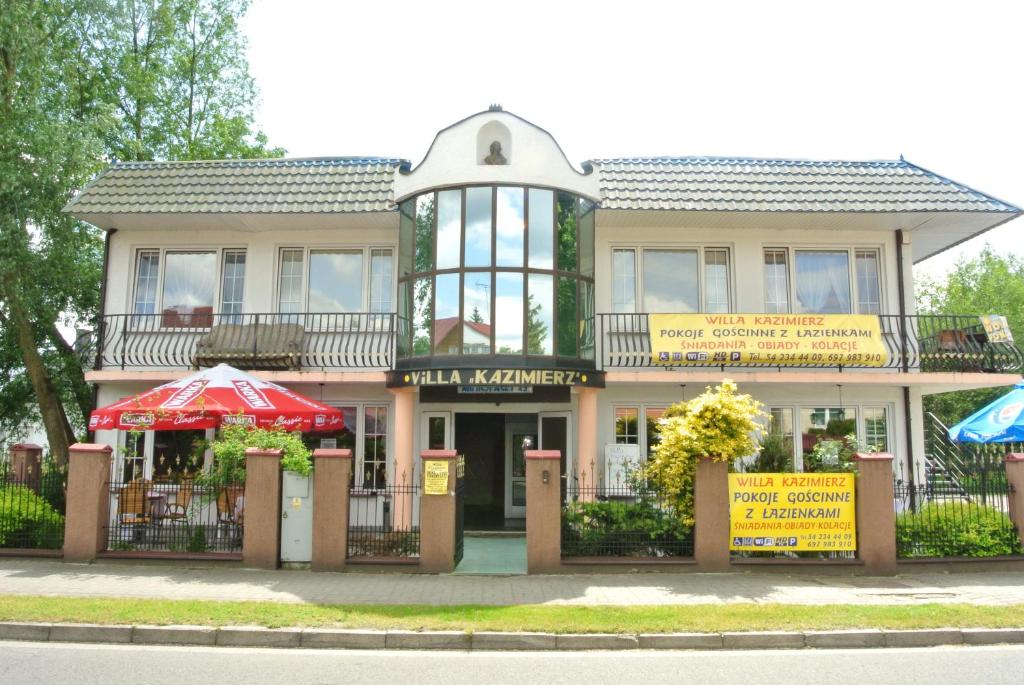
104;479;244;554
347;478;421;559
599;313;1023;372
93;312;395;370
561;481;694;558
895;455;1023;558
0;460;66;551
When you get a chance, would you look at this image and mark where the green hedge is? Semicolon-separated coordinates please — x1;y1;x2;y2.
0;485;65;549
561;498;692;557
896;502;1023;558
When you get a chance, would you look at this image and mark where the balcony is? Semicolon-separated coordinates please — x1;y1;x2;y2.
93;313;395;371
598;313;1023;373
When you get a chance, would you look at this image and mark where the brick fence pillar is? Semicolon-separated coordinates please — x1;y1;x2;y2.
854;452;898;575
242;447;283;569
8;443;43;490
526;449;561;574
1005;453;1024;547
63;443;113;562
312;448;352;572
419;450;457;573
694;457;730;571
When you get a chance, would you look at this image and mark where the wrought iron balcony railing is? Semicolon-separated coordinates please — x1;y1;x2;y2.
93;312;395;371
598;313;1023;373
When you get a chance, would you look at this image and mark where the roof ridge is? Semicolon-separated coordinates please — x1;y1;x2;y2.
111;156;406;169
590;156;906;166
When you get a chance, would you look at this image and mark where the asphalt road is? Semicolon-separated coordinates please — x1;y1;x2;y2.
2;642;1023;684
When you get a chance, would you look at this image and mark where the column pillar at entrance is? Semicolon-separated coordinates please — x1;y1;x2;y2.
575;387;599;498
389;387;416;530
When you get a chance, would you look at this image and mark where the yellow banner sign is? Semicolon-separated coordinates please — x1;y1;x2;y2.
423;460;450;495
729;473;856;551
650;314;888;366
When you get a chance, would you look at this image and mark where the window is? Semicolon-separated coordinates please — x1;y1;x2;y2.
152;429;204;480
768;406;797;466
645;407;666;456
132;248;241;327
276;247;393;315
221;250;246;319
363;405;388;489
856;250;881;314
121;431;146;481
614;407;639;445
765;247;882;315
763;249;789;313
863;406;889;452
612;247;731;313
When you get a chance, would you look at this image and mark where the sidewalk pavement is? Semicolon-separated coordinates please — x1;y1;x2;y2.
2;559;1024;606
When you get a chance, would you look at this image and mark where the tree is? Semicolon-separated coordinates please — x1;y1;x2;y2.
916;246;1024;426
526;293;548;354
1;0;282;462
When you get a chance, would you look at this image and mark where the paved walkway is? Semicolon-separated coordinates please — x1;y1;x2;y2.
3;559;1024;606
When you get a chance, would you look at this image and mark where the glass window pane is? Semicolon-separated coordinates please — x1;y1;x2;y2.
309;251;363;313
152;429;205;480
433;273;460;354
495;273;524;354
436;189;462;270
763;249;790;314
134;250;160;315
397;280;411;358
414;194;434;272
579;280;595;360
794;251;851;314
463;271;492;354
800;407;856;455
856;250;881;314
427;415;447;450
221;250;246;317
556;192;578;272
557;276;577;357
527;274;553;355
704;248;730;313
864;406;889;452
615;407;639;445
363;406;388;489
612;249;636;313
278;249;304;313
643;249;698;312
579;201;595;278
302;406;357;452
645;407;666;456
399;200;415;277
465;187;492;267
369;249;393;313
527;188;554;269
412;277;432;356
495;187;524;267
162;252;216;326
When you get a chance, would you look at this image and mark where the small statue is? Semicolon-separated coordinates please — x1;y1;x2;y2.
484;140;507;165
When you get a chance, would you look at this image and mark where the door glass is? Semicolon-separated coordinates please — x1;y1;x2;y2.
427;415;448;450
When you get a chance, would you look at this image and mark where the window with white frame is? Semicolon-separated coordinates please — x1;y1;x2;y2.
614;405;669;458
299;403;390;488
277;247;393;314
762;247;882;315
612;247;731;313
132;248;243;326
863;406;889;452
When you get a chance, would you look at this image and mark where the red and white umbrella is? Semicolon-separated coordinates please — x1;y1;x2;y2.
89;364;345;432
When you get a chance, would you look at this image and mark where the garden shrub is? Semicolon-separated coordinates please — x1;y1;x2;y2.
896;502;1023;558
203;421;313;487
561;496;692;557
0;485;65;549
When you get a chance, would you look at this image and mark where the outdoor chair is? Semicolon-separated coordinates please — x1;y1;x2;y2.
164;478;194;522
216;485;246;540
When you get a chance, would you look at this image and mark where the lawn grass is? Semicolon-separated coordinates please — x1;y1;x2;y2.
1;595;1023;633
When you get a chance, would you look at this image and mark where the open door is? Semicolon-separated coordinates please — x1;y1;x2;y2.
539;411;571;504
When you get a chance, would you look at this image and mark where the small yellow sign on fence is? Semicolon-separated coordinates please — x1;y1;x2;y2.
729;473;856;551
424;460;450;495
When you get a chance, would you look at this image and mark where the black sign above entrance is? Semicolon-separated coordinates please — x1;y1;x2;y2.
387;368;605;389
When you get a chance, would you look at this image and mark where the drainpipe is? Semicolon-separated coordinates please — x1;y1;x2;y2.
88;228;115;441
896;229;917;508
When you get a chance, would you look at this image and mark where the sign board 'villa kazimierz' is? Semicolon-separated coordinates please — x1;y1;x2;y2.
66;106;1023;531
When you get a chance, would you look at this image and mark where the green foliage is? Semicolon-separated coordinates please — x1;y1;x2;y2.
916;246;1024;425
0;485;65;549
187;526;208;553
745;431;793;473
804;433;873;473
896;503;1023;558
561;496;692;557
203;423;312;486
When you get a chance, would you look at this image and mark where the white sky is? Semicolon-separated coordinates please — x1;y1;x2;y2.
243;0;1023;282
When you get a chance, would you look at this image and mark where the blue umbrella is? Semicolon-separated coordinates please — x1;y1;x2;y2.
948;382;1024;443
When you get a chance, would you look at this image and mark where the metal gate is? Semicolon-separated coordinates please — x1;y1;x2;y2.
454;454;465;565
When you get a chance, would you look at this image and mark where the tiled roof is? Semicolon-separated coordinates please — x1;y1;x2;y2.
64;157;404;215
591;158;1020;213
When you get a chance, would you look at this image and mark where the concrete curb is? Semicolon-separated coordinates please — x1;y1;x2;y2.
5;622;1024;651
